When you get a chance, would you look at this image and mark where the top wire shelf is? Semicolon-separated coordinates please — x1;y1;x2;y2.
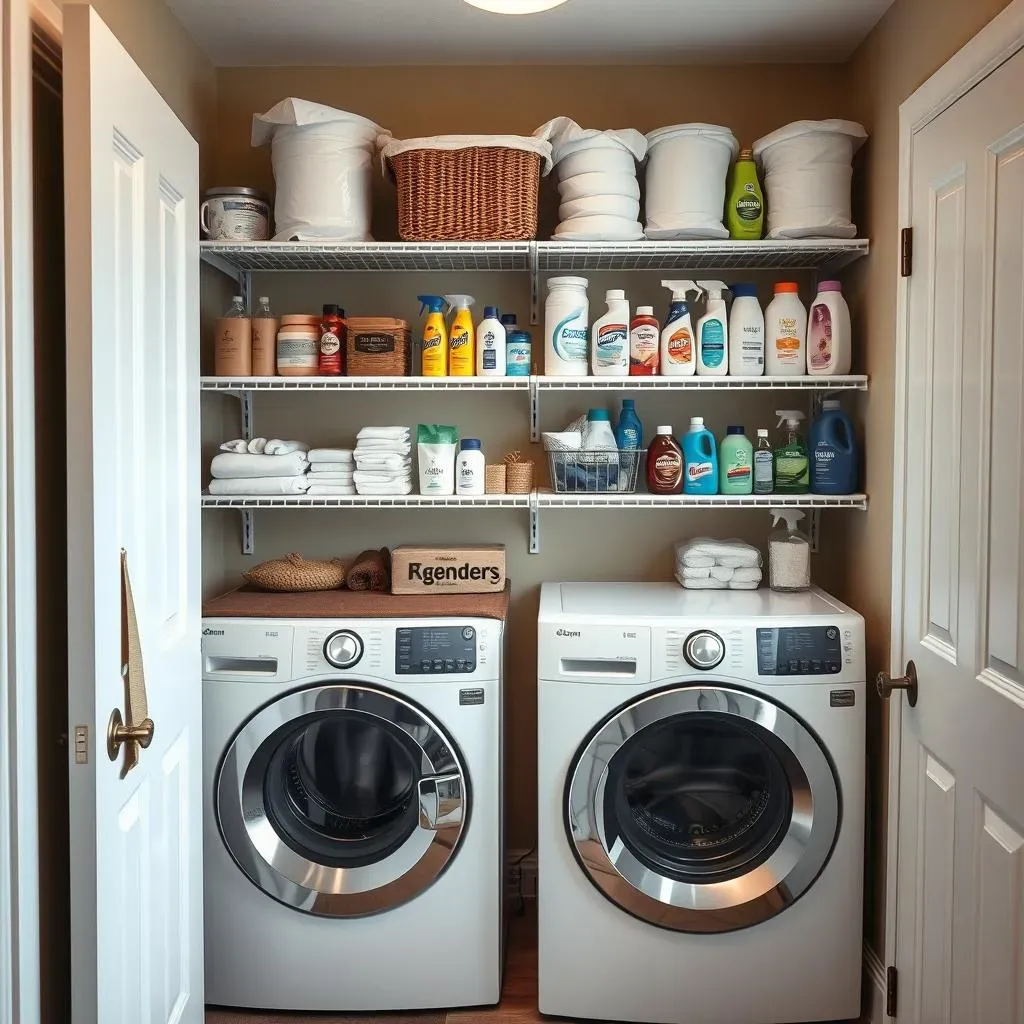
200;239;869;276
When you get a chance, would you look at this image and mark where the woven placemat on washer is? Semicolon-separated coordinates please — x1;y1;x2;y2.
205;1009;444;1024
202;581;510;621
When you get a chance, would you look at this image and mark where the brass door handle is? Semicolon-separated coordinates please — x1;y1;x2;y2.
876;660;919;707
107;708;154;766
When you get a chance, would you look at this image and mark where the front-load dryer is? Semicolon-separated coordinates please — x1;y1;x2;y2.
537;583;865;1024
202;615;504;1012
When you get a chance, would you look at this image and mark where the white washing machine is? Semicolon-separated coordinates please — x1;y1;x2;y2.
202;614;504;1012
538;583;865;1024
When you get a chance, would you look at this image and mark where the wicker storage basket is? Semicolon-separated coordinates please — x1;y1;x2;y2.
381;135;552;242
485;465;507;494
243;553;346;592
506;461;534;494
345;317;411;376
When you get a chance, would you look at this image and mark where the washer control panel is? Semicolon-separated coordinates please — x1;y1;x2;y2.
756;626;843;676
396;625;477;675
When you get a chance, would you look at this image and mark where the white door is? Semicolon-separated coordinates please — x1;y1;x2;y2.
64;6;201;1022
894;43;1024;1023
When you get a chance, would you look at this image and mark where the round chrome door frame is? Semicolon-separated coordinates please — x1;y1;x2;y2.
566;684;839;933
217;683;468;917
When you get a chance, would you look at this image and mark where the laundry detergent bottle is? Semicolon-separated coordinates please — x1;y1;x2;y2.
682;416;719;494
615;398;643;450
696;281;729;377
810;399;858;494
660;281;697;376
774;409;809;494
591;289;630;375
719;426;753;495
418;295;448;376
445;294;476;376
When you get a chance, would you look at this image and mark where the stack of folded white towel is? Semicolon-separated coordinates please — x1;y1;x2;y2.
675;538;763;590
208;439;310;495
307;448;355;496
354;426;412;496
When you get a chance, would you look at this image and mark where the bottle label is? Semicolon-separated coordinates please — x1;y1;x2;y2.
687;462;714;481
450;327;471;351
320;331;341;355
619;427;641;450
735;187;763;221
482;350;497;370
809;303;833;370
553;308;588;362
726;451;751;485
754;450;774;492
595;323;628;367
701;320;725;368
776;454;809;489
741;325;764;366
629;323;659;371
277;338;318;368
774;317;802;365
423;326;443;352
667;325;693;364
506;343;531;375
652;452;683;488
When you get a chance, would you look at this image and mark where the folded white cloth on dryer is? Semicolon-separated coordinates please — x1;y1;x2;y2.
308;448;355;464
210;451;309;479
709;565;735;583
208;476;310;496
675;574;727;590
731;566;763;583
679;566;711;581
679;551;715;569
683;538;762;568
729;579;761;590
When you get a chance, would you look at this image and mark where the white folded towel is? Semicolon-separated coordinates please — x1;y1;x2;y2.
307;472;354;483
680;566;711;581
219;439;249;453
710;565;735;583
357;426;409;441
308;448;355;464
729;579;761;590
354;479;414;495
675;574;727;590
247;437;267;454
680;551;715;569
354;452;412;471
353;470;412;485
731;566;763;583
210;451;309;479
310;463;356;474
307;484;357;496
264;439;309;455
355;441;412;454
686;538;762;568
208;476;310;496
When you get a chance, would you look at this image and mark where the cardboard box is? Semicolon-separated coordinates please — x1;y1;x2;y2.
390;545;506;595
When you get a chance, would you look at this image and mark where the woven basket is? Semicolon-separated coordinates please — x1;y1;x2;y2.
485;465;507;494
345;317;411;376
506;461;534;494
243;553;346;593
388;147;542;241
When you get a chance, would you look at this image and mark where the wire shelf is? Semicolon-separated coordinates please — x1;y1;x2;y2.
537;239;869;274
534;491;868;509
534;375;868;392
201;493;531;509
200;375;530;392
200;241;532;273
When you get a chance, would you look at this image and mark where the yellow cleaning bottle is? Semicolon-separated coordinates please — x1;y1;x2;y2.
445;294;476;376
418;295;448;376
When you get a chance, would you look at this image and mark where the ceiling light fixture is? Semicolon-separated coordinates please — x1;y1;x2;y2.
462;0;571;14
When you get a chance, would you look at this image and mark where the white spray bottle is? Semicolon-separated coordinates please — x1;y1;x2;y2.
660;280;697;376
696;280;729;377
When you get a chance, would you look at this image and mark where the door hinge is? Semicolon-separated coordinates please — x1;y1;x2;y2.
886;964;898;1017
900;227;913;277
73;725;89;764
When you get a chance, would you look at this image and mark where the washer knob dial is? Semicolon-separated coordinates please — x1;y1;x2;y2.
683;630;725;670
324;630;363;669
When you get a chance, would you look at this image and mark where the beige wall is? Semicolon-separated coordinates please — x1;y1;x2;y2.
837;0;1014;955
53;0;216;181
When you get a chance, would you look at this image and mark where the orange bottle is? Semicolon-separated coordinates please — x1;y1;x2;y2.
647;426;683;494
629;305;661;375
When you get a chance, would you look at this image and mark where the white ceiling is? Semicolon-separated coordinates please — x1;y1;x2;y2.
166;0;896;67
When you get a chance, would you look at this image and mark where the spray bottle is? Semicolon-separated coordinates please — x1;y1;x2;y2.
445;294;476;377
696;281;729;377
660;281;697;376
773;410;809;494
768;508;811;592
418;295;448;376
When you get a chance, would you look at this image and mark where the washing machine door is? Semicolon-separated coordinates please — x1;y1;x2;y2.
216;683;467;917
566;684;838;933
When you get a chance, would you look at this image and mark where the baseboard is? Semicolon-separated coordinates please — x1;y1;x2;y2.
863;944;888;1024
506;848;538;900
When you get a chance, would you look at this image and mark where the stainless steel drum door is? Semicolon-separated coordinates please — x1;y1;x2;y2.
216;684;467;917
566;685;839;933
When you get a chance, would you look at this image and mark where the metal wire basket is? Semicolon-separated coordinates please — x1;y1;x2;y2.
547;449;645;494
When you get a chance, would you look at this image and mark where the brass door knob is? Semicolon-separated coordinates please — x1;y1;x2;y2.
107;707;154;763
876;660;919;707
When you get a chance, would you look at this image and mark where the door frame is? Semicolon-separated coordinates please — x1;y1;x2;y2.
889;0;1024;1009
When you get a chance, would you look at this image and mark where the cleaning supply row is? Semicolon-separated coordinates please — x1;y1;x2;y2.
418;296;532;377
243;99;867;243
545;277;852;377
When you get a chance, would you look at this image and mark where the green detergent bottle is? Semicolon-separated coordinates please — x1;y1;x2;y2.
726;148;764;240
773;410;809;494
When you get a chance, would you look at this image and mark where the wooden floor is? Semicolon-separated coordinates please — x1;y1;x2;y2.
206;902;867;1024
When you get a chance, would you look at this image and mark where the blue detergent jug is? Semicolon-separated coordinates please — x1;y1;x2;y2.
810;399;858;494
615;399;643;450
682;417;719;495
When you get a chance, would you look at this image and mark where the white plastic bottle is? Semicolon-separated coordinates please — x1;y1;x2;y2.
765;282;807;376
696;280;729;377
544;276;589;376
660;280;697;376
591;289;629;376
728;282;764;376
806;280;852;375
476;306;506;376
455;439;486;496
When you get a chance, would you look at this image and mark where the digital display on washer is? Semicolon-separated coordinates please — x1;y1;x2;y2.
396;626;477;675
756;626;842;676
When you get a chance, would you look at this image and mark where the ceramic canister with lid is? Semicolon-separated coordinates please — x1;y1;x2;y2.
201;187;270;241
277;314;320;376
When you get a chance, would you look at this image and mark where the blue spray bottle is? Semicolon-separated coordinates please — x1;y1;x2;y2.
682;416;719;495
